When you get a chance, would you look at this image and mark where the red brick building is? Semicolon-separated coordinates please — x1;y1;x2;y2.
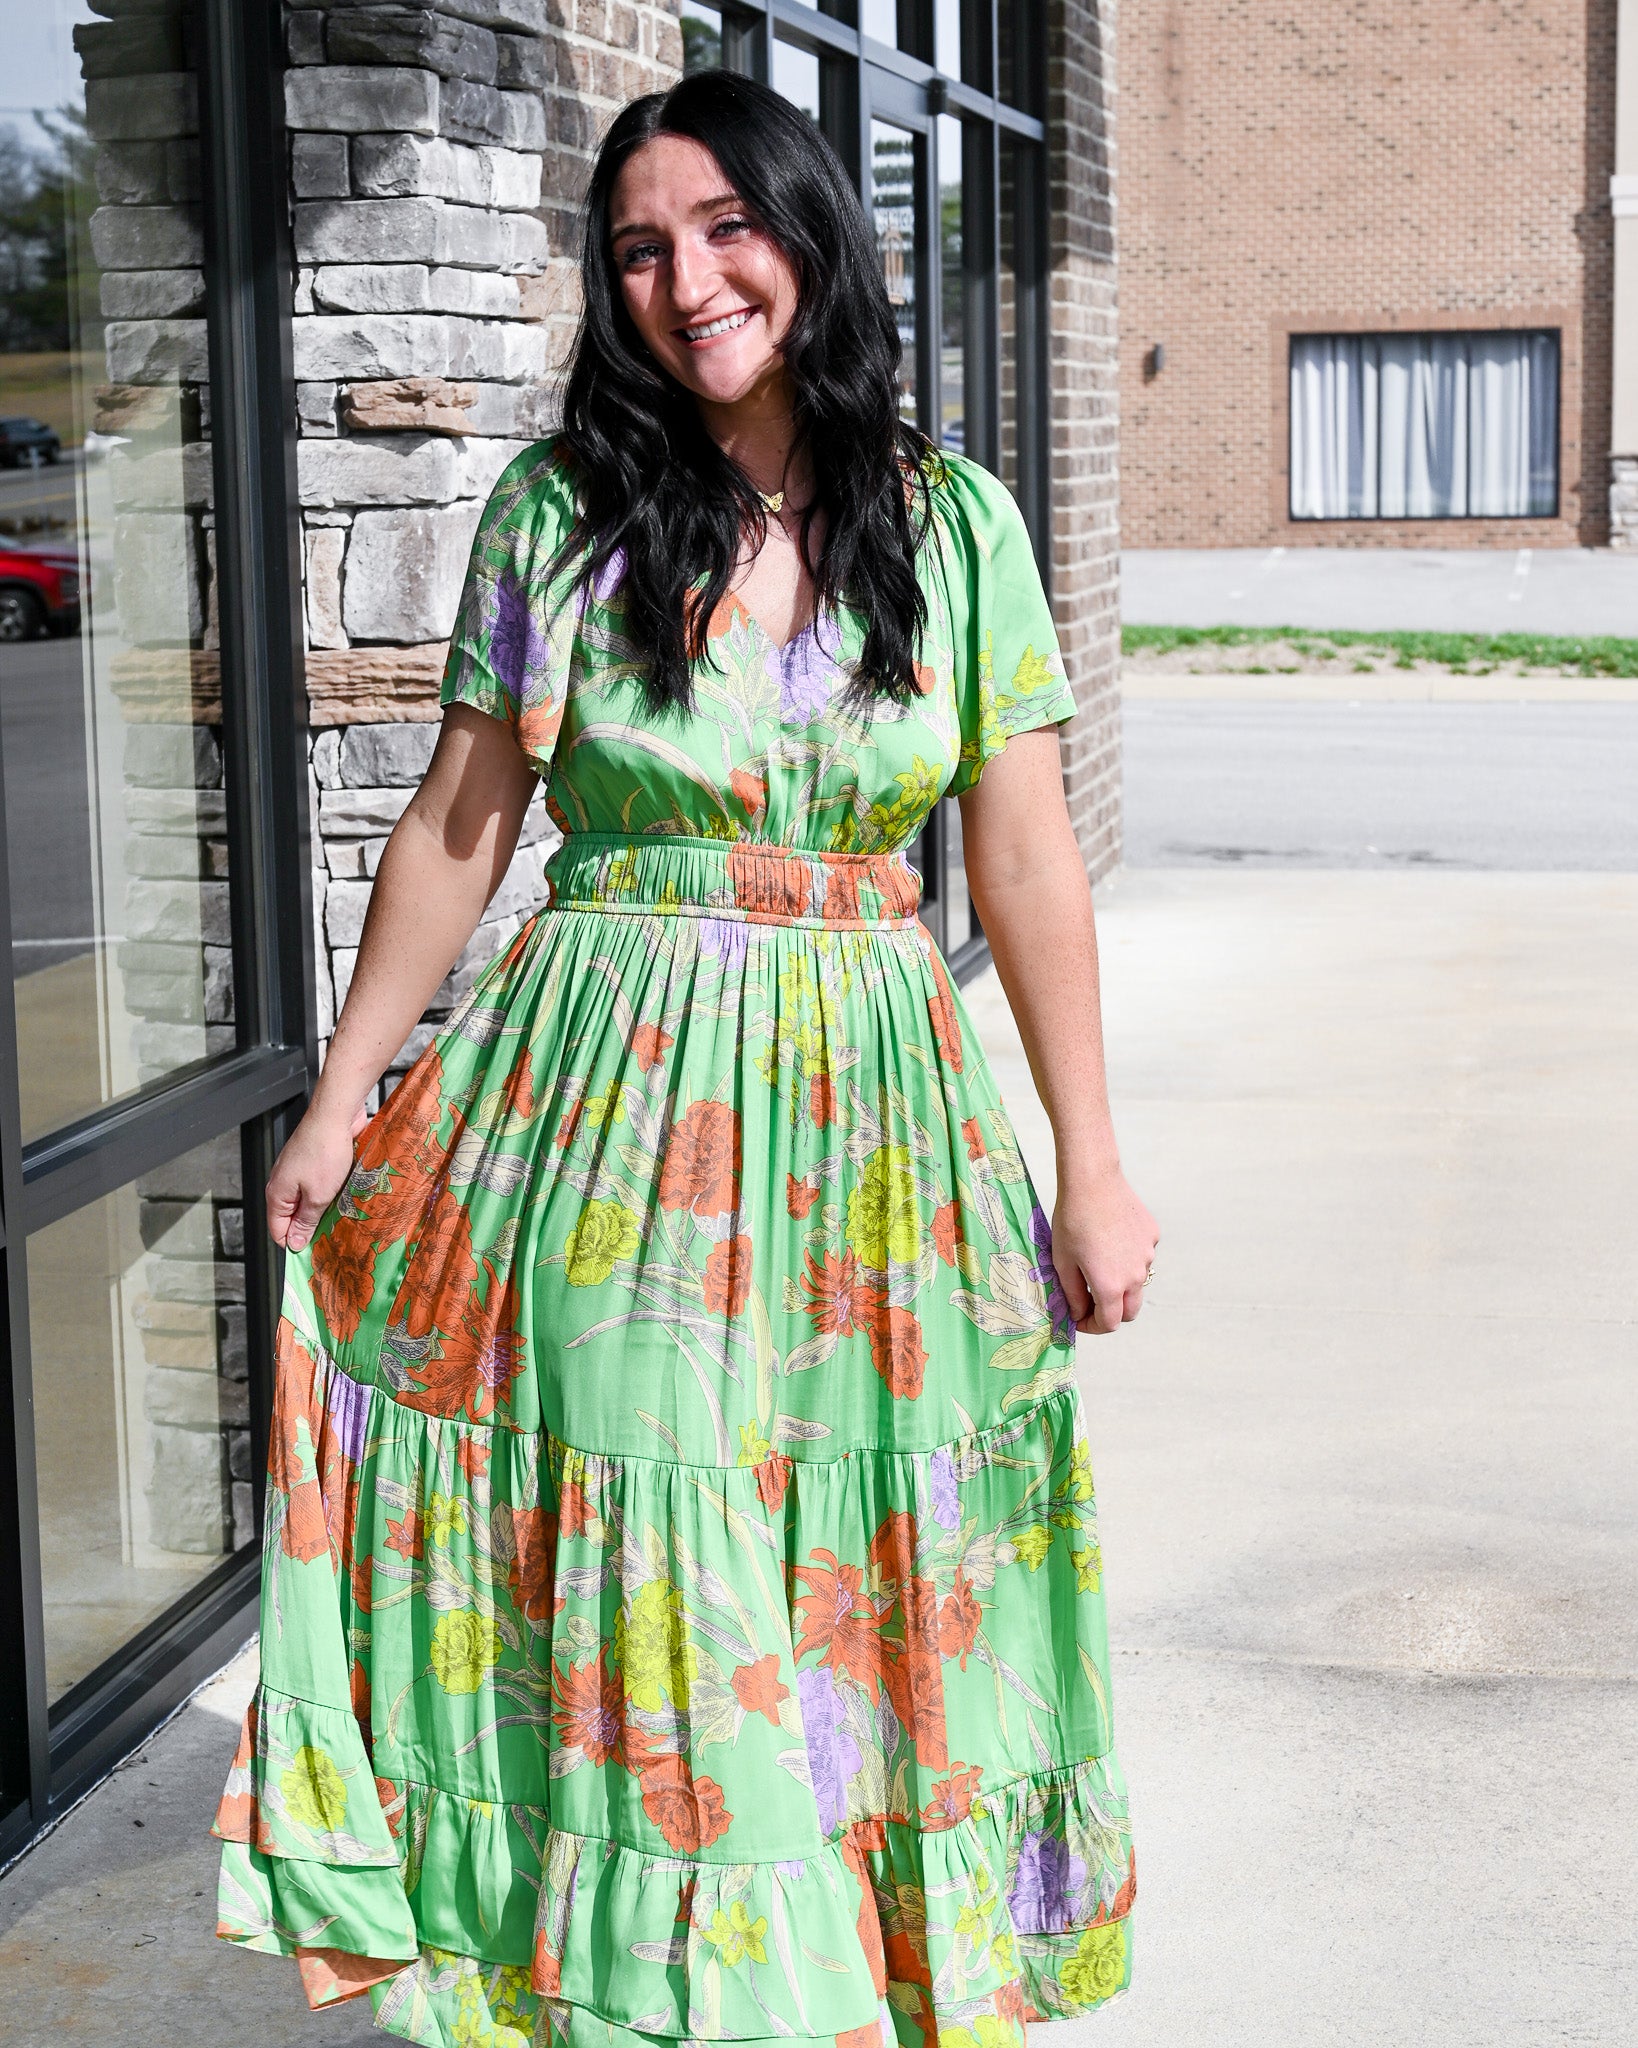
1120;0;1638;549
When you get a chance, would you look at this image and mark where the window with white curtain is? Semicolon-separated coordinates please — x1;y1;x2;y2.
1289;330;1560;520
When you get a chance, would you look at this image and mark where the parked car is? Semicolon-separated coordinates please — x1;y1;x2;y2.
0;547;81;641
0;417;62;468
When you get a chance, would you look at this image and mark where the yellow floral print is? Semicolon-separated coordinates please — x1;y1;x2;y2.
563;1196;640;1285
1072;1542;1103;1592
279;1745;347;1832
614;1578;698;1713
737;1419;773;1466
1009;645;1055;696
846;1142;922;1269
1010;1525;1053;1570
430;1609;502;1694
702;1899;768;1967
426;1491;469;1545
1059;1920;1129;2006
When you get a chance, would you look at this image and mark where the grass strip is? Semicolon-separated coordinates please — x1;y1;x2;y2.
1122;623;1638;677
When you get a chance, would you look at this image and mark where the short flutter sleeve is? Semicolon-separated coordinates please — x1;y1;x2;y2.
440;439;582;776
935;453;1078;798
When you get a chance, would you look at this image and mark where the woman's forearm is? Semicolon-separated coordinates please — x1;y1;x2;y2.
965;817;1122;1191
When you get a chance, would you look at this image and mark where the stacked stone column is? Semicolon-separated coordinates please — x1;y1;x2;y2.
284;1;679;1093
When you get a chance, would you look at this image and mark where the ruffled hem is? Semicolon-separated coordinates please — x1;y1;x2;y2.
222;1279;1132;2040
215;1695;1132;2042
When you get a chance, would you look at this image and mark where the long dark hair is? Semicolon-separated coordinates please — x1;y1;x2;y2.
557;71;935;719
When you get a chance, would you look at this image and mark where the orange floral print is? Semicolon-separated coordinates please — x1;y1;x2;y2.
703;1231;753;1317
937;1572;983;1667
926;950;965;1071
552;1649;625;1766
658;1100;742;1217
862;1300;929;1401
401;1259;526;1421
792;1551;885;1693
754;1452;792;1512
630;1022;674;1071
729;1653;789;1724
920;1764;984;1829
810;1069;838;1126
388;1190;479;1341
639;1755;731;1853
310;1222;378;1348
930;1197;964;1267
509;1504;559;1625
268;1327;331;1565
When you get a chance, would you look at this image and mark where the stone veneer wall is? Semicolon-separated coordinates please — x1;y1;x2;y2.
1613;455;1638;547
285;0;680;1101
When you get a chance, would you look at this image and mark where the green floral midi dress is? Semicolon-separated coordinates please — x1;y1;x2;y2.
212;439;1135;2048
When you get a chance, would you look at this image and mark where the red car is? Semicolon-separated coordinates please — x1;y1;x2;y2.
0;546;81;641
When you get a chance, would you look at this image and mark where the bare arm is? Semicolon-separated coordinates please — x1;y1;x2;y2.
268;704;540;1250
958;729;1159;1333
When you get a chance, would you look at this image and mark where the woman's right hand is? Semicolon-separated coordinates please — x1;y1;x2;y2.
266;1101;370;1252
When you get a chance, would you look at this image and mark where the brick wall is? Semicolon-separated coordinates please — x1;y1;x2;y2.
1048;0;1121;876
1120;0;1618;549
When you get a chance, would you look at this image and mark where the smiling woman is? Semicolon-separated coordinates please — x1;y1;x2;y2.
210;67;1153;2048
560;73;936;723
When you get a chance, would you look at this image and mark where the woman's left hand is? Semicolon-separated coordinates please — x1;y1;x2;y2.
1051;1168;1161;1335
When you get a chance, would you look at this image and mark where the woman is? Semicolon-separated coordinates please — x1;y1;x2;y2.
212;69;1156;2048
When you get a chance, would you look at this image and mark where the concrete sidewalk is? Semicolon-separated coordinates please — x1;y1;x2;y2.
968;869;1638;2047
1;870;1633;2045
1122;544;1638;636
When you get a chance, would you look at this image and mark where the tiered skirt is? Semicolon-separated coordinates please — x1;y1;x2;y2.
213;831;1134;2046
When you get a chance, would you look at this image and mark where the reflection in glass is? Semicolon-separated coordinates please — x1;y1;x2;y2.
772;37;821;121
871;122;917;425
935;0;963;81
998;0;1036;110
681;1;723;73
860;0;898;46
31;1133;249;1703
938;115;964;452
999;136;1021;498
1;1;232;1144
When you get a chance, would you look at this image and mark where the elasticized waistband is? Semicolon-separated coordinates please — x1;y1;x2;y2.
540;830;925;930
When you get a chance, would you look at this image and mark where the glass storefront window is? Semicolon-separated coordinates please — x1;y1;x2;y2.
938;114;965;454
1;1;231;1144
30;1133;248;1704
935;0;963;81
999;133;1025;503
773;36;821;121
682;1;725;72
0;0;303;1859
859;0;898;47
998;0;1040;111
871;121;918;424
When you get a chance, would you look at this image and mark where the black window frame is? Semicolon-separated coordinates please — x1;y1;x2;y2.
688;0;1051;984
0;0;312;1865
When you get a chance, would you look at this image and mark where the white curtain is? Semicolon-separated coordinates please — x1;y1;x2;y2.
1290;331;1558;520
